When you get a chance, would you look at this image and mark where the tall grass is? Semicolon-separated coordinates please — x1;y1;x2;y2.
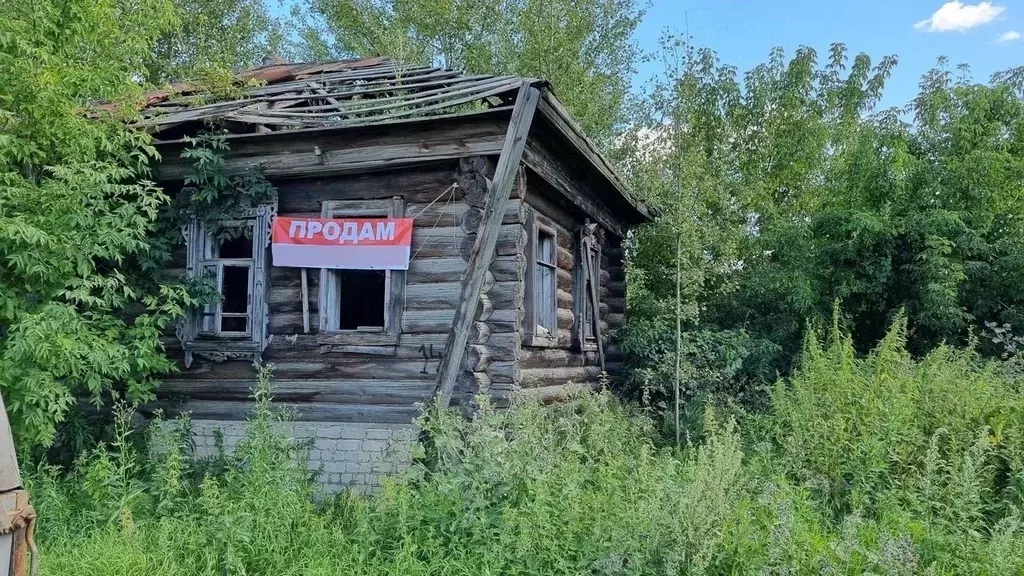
27;319;1024;574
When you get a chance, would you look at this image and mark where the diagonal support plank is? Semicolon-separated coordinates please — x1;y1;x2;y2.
432;82;541;407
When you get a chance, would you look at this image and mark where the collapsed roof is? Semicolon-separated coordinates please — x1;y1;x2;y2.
123;57;652;223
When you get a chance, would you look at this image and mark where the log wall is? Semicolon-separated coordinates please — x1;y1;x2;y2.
515;169;627;403
158;162;523;423
156;132;631;420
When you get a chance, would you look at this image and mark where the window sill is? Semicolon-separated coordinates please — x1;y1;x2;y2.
524;333;559;348
317;331;400;347
183;340;260;353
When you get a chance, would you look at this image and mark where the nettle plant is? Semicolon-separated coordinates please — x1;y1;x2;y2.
983;321;1024;359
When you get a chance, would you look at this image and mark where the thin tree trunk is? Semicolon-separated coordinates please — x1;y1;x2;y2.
675;234;682;448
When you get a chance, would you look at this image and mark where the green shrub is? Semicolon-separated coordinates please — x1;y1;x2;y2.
27;325;1024;574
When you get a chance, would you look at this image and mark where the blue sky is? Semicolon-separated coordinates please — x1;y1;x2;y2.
634;1;1023;110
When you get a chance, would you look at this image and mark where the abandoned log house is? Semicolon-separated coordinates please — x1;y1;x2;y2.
141;57;653;491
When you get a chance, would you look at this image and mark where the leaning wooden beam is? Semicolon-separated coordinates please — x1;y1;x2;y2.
432;82;541;408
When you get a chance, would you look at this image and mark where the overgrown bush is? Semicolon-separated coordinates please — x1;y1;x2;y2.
619;41;1024;419
28;321;1024;574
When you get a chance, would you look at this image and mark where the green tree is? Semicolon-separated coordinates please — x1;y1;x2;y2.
294;0;646;143
620;39;1024;417
146;0;288;84
0;0;190;447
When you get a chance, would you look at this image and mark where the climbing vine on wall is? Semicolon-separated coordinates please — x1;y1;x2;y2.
147;131;278;269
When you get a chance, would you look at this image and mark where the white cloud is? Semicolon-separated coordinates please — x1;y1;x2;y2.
914;1;1005;32
998;30;1022;42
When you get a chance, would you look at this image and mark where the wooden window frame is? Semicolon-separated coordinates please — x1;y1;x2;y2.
178;202;276;368
198;220;255;339
524;209;559;348
317;197;405;347
574;226;602;351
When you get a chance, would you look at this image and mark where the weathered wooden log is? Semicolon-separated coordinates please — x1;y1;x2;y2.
144;399;421;424
458;224;525;260
556;245;574;271
604;297;626;313
402;309;454;334
463;344;491;372
557;267;572;292
405;255;519;284
455;370;490;395
157;120;507;182
408;198;521;228
460;207;483;234
520;348;588;370
476;294;494;322
519;366;602;388
470;321;491;344
270;312;320;334
557;307;573;330
170;356;439;381
492;252;524;283
158;378;432;404
275;168;459;213
487;360;520;385
557;288;573;311
457;165;490;209
488;280;523;310
486;309;521;333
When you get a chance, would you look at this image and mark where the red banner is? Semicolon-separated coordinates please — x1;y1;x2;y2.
271;217;413;270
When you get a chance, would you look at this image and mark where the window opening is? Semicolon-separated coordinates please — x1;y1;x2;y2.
536;229;557;334
200;224;253;338
337;269;387;329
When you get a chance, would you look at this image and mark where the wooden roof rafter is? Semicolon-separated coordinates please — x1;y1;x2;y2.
134;58;525;135
129;56;654;223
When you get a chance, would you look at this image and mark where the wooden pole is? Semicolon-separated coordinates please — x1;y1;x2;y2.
432;82;541;407
300;268;310;334
675;235;682;448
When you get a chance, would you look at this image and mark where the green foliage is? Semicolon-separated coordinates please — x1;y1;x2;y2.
146;0;288;84
294;0;646;143
620;39;1024;415
28;326;1024;573
148;132;278;272
0;0;192;448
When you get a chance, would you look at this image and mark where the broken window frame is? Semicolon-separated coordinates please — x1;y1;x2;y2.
524;208;559;347
178;201;276;367
317;197;405;347
197;220;255;338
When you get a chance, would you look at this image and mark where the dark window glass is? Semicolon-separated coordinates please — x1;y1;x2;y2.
218;233;253;258
338;270;386;329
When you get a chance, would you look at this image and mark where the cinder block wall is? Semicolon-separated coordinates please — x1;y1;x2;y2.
186;420;418;493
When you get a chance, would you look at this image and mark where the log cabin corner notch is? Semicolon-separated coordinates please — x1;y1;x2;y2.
138;58;652;489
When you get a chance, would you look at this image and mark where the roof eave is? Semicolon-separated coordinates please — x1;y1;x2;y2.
535;89;654;223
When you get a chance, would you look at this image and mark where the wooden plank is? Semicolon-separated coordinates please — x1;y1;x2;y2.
536;93;653;221
300;268;310;333
158;378;432;404
582;234;606;371
521;145;625;238
145;399;420;424
433;83;541;406
154;117;508;181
